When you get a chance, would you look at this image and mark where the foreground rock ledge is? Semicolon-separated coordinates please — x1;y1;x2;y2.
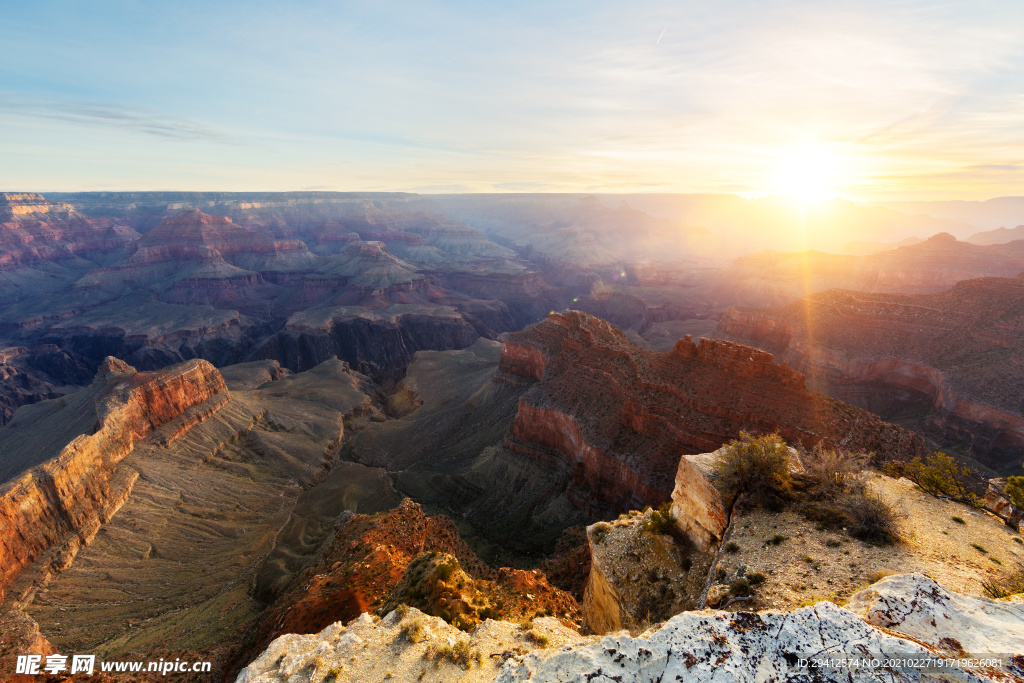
236;574;1024;683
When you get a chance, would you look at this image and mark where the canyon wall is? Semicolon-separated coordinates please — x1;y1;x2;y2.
717;275;1024;471
0;357;227;601
497;311;926;519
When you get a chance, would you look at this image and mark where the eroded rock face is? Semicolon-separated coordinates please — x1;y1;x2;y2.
670;456;727;553
497;311;926;519
717;275;1024;471
0;357;227;600
581;510;713;635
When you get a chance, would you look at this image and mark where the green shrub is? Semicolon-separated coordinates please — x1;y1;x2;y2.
400;618;425;643
767;534;788;546
728;577;752;596
952;516;966;524
971;543;987;554
592;522;611;544
724;541;740;554
746;572;766;586
1006;476;1024;507
716;432;793;508
435;560;456;582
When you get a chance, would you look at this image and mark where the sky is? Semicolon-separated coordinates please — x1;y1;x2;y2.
1;0;1023;200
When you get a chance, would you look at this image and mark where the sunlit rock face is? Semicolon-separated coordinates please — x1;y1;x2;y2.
496;311;926;520
718;273;1024;472
0;357;227;601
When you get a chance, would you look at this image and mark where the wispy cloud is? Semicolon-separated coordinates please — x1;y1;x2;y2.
0;95;242;145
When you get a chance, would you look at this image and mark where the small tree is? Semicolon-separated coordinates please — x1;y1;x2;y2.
901;452;975;499
716;432;793;508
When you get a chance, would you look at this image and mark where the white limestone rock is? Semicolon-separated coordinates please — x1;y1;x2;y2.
493;602;1002;682
847;573;1024;657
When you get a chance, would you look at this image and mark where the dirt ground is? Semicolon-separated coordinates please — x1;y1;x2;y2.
713;472;1024;610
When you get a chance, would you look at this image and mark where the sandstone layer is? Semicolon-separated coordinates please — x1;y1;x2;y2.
0;356;226;601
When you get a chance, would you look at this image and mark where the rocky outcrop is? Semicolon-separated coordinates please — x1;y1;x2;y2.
240;499;579;677
717;275;1024;471
497;311;926;519
497;597;1021;683
235;610;583;683
0;357;227;601
237;574;1024;683
847;573;1024;657
581;509;714;634
670;455;728;553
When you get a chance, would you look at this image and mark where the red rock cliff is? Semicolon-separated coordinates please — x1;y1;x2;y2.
498;311;926;517
0;357;227;601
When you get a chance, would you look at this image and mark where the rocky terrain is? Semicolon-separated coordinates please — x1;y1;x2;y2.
345;312;926;567
717;274;1024;472
235;574;1024;683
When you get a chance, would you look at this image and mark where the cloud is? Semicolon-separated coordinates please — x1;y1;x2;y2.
0;95;241;145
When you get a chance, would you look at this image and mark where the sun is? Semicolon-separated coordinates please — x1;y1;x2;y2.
773;144;839;204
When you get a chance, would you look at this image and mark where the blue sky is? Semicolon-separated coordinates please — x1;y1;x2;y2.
2;0;1023;198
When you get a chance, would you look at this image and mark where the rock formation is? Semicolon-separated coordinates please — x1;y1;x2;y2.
0;357;226;601
235;573;1024;683
238;499;579;678
717;275;1024;471
847;573;1024;657
581;509;714;634
497;311;926;519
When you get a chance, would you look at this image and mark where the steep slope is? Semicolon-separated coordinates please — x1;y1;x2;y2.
717;275;1024;472
0;345;93;425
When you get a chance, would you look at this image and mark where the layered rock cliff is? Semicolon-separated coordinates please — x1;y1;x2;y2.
0;357;227;601
717;275;1024;471
497;311;926;519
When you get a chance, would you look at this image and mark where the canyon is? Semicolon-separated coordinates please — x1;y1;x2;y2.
1;190;1023;681
717;273;1024;473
